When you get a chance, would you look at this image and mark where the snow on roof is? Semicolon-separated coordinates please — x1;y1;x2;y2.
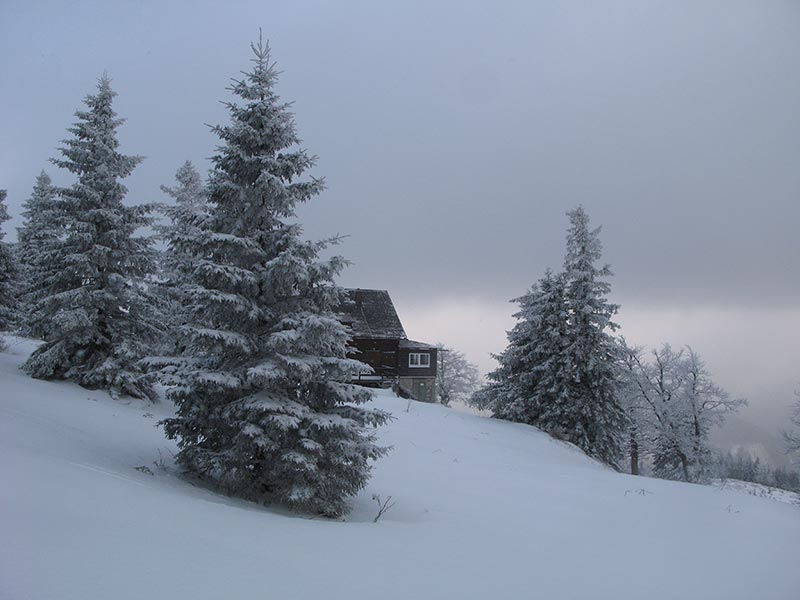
338;289;408;340
399;339;438;350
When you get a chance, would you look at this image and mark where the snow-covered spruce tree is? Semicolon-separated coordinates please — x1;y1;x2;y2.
156;160;207;286
0;189;18;341
528;270;585;437
157;37;389;517
475;209;625;467
436;344;481;406
22;76;160;400
154;161;208;340
15;171;64;338
472;270;571;427
560;206;626;467
470;289;539;417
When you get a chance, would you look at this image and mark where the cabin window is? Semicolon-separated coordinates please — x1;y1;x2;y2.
408;353;430;368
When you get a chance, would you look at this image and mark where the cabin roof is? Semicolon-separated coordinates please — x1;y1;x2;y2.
399;339;438;351
338;289;408;340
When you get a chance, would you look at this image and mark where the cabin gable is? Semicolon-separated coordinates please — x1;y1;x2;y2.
337;288;438;402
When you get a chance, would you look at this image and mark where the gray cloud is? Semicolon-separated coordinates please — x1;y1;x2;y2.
2;0;798;309
1;0;798;437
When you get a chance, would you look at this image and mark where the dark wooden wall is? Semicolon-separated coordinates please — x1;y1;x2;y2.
350;338;438;379
349;338;399;377
398;347;437;377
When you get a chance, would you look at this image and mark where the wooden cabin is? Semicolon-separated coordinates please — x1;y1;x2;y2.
338;288;438;402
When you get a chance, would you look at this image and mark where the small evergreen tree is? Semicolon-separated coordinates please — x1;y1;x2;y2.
0;189;18;340
157;36;389;517
154;161;208;341
157;160;207;286
560;206;626;467
472;270;570;428
469;288;537;417
15;171;63;338
22;76;160;400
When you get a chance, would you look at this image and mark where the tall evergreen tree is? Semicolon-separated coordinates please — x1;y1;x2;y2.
16;171;63;338
560;206;626;467
157;37;389;517
475;209;625;468
0;189;18;339
22;76;160;400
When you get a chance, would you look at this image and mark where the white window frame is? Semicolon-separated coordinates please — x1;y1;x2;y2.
408;352;431;368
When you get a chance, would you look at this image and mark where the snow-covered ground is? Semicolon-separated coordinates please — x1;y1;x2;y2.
2;336;798;600
712;479;800;506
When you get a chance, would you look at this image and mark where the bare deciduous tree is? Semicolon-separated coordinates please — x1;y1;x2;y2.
620;343;745;482
436;344;481;406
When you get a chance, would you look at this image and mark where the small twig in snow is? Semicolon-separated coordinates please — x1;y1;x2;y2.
153;448;169;473
372;494;395;523
624;488;653;496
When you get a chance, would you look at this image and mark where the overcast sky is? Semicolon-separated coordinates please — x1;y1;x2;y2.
1;1;798;442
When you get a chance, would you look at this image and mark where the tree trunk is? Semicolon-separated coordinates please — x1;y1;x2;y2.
678;450;691;482
629;431;639;476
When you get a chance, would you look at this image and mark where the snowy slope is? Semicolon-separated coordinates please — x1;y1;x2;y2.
2;336;798;600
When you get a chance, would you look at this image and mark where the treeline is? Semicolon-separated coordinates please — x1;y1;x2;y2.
710;449;800;492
